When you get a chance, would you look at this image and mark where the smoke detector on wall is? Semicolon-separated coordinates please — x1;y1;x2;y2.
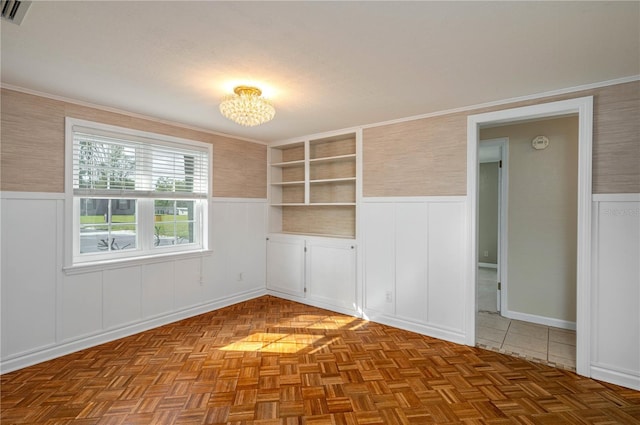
532;135;549;150
1;0;31;25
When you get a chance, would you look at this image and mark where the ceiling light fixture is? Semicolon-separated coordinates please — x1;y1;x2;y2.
219;86;275;127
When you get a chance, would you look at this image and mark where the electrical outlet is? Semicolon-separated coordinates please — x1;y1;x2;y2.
385;291;393;303
483;250;489;258
237;272;244;282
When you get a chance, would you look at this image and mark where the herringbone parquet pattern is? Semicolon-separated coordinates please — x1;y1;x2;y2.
1;296;639;424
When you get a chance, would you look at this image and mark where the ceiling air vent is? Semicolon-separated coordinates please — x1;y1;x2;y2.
1;0;31;25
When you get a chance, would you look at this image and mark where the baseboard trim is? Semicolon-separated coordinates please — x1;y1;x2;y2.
363;309;466;345
503;309;576;330
266;291;360;318
0;288;267;374
591;366;640;391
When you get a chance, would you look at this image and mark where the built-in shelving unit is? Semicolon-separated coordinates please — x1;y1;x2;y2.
268;132;359;238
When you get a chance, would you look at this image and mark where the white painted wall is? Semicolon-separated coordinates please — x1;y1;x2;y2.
0;193;267;373
360;194;639;390
362;197;467;343
2;191;638;391
590;195;640;390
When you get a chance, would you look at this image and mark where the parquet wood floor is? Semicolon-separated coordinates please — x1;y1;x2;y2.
1;296;639;425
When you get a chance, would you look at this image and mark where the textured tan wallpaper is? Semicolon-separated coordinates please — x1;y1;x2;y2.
590;82;640;194
282;206;355;237
363;81;640;196
1;89;267;197
3;81;637;197
363;113;467;197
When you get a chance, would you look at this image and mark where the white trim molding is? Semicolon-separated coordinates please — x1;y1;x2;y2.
466;96;593;378
592;193;640;202
502;310;576;331
360;75;636;133
362;196;466;203
0;191;65;200
0;288;266;374
589;193;640;390
211;197;268;203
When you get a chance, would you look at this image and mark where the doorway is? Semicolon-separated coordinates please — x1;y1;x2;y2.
476;124;580;369
465;96;593;377
477;138;507;315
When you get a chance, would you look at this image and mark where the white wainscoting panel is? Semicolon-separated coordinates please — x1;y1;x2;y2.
427;202;466;332
362;197;467;343
395;203;428;323
1;194;268;373
103;267;142;330
245;202;268;290
142;261;175;319
60;271;103;342
1;199;58;358
362;203;395;315
591;195;640;390
209;200;267;300
174;257;204;310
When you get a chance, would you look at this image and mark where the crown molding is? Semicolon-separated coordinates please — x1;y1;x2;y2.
360;75;640;131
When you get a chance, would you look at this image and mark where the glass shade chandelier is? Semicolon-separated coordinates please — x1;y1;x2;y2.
219;86;275;127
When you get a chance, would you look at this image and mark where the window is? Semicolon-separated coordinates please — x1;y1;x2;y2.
66;118;210;265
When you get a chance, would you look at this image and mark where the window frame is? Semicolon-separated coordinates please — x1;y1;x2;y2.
64;117;212;269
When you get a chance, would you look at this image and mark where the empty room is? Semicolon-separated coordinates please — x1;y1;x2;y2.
1;2;639;424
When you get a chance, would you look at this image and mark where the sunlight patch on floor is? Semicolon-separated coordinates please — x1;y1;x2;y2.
221;332;325;353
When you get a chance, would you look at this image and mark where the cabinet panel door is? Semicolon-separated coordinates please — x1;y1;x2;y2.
266;237;305;297
306;240;356;311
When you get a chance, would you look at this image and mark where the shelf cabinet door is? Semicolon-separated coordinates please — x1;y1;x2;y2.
306;239;356;311
266;236;305;297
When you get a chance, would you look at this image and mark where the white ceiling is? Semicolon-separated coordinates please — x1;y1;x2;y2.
2;1;638;143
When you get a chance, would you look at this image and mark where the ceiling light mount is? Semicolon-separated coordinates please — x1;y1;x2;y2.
219;85;275;127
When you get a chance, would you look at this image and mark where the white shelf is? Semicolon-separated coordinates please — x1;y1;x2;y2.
310;177;356;184
270;159;305;168
271;181;305;186
272;202;356;207
309;153;356;164
273;231;355;240
309;202;356;206
269;132;358;239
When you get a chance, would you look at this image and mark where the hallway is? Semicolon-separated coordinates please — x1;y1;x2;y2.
476;267;577;370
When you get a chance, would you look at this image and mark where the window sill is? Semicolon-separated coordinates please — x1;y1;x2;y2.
63;249;213;275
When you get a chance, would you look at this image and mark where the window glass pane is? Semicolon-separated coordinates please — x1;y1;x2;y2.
80;198;137;253
176;200;196;245
76;140;136;190
70;120;209;264
154;200;196;247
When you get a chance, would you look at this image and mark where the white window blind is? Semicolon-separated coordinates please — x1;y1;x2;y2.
72;126;209;199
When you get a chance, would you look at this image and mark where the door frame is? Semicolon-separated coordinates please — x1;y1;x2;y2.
465;96;593;377
478;138;508;314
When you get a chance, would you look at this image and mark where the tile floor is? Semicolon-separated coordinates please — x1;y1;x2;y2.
476;267;577;371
